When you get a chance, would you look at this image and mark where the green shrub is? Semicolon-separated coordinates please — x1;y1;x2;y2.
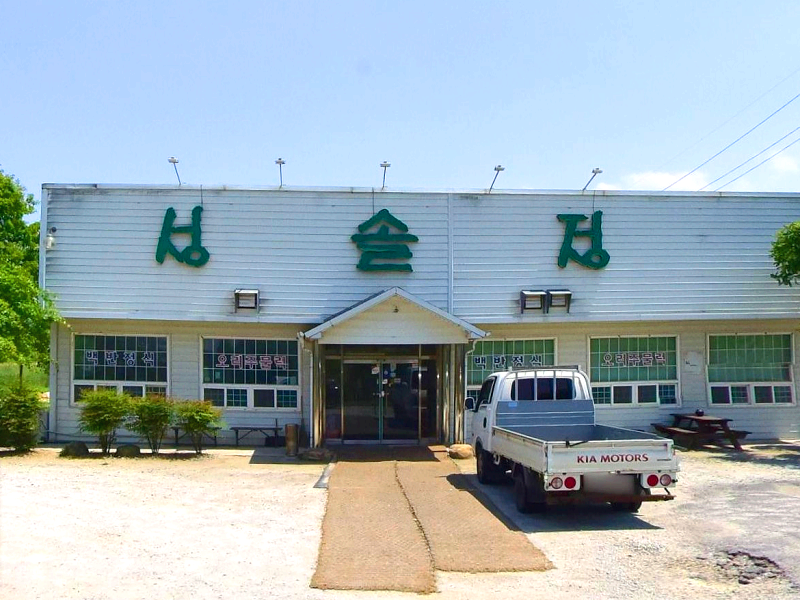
127;395;174;455
78;389;131;455
173;400;222;455
0;385;44;451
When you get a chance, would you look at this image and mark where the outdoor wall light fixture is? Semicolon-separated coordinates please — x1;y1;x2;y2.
520;290;547;313
234;289;259;311
45;226;57;250
547;290;573;313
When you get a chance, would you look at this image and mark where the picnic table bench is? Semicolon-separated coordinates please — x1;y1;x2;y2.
172;425;221;448
651;413;750;451
231;420;282;447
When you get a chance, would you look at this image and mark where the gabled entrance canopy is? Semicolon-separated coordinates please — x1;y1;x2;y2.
301;287;487;345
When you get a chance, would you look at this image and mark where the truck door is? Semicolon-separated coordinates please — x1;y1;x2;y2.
473;376;497;448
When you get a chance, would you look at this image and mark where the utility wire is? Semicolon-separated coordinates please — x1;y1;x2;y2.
657;65;800;171
715;134;800;191
699;126;800;190
663;89;800;190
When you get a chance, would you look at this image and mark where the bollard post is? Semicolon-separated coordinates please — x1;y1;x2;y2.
285;423;299;456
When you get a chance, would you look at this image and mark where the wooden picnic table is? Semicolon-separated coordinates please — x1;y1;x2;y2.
651;413;750;451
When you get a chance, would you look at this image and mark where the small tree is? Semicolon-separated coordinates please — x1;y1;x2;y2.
127;395;174;455
771;221;800;286
0;385;44;451
173;400;222;455
78;389;131;455
0;169;60;387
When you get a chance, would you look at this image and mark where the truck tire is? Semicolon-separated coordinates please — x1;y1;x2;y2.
514;471;532;513
514;470;546;513
611;488;650;512
476;446;498;485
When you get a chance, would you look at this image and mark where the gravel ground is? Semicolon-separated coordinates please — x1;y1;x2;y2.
1;443;799;600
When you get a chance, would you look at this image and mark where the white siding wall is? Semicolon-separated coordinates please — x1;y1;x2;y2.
453;192;800;322
51;319;310;445
477;320;800;440
43;187;450;322
42;186;800;441
44;186;800;325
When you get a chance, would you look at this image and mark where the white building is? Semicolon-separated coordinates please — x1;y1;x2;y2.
40;184;800;445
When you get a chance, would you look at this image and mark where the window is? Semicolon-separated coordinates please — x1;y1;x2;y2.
467;339;555;401
73;335;168;402
510;375;575;400
590;336;678;406
708;334;794;405
475;377;496;408
202;338;300;410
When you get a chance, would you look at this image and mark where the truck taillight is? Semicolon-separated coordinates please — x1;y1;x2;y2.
642;472;676;488
550;477;563;490
564;476;577;490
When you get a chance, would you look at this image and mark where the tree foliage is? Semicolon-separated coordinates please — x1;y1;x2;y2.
771;222;800;286
78;389;132;455
173;400;223;454
0;169;60;370
126;395;175;454
0;385;45;451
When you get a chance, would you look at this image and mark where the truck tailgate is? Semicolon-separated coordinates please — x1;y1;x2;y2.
493;423;677;474
546;438;676;474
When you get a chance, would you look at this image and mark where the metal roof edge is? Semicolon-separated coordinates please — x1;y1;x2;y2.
302;287;487;341
40;183;800;199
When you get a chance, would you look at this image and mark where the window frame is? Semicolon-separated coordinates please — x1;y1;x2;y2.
588;335;681;408
202;385;300;410
706;333;795;407
71;334;170;404
199;336;301;412
467;337;558;395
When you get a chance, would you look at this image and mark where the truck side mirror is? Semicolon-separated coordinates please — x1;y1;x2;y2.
465;396;476;411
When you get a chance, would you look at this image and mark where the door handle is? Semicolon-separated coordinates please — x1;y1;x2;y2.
483;417;487;428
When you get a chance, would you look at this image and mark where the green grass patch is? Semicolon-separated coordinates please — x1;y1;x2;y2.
0;364;48;392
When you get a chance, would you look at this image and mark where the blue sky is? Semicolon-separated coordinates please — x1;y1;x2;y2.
3;1;800;219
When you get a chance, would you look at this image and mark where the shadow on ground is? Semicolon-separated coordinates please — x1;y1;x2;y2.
685;442;800;470
332;444;444;463
448;472;663;533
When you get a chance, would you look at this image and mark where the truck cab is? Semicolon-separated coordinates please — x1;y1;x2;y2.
468;368;592;454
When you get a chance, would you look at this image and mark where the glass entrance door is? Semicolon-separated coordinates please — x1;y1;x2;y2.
381;361;419;441
342;363;380;441
341;360;420;442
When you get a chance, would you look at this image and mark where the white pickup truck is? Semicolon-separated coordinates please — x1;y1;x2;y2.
466;367;679;513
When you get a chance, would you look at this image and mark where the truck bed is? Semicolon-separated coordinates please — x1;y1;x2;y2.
496;423;664;444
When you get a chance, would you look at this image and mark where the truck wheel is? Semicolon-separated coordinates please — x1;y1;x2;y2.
611;488;650;512
514;471;532;513
476;447;498;485
629;488;651;512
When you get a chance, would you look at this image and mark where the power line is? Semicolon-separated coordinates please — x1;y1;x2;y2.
657;65;800;171
663;89;800;190
699;126;800;190
715;134;800;191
